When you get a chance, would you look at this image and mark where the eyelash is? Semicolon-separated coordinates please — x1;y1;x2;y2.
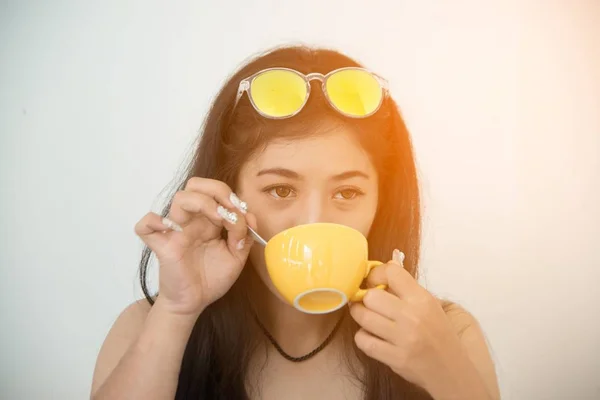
334;187;365;200
263;184;296;199
262;185;365;200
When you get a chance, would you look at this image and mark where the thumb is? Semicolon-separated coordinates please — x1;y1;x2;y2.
232;211;258;256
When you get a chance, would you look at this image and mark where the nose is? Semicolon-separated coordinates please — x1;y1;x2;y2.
294;190;330;226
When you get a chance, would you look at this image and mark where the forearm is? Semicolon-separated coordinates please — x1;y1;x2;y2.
92;302;199;400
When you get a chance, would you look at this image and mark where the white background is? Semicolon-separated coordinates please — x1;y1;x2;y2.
1;1;599;399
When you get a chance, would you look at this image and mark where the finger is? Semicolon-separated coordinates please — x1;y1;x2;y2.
354;328;399;368
184;177;246;214
242;211;258;247
365;249;406;286
392;249;405;265
349;303;397;342
365;263;388;287
134;212;171;249
216;205;249;253
384;262;421;299
366;261;420;300
362;287;406;322
168;191;223;227
231;211;258;255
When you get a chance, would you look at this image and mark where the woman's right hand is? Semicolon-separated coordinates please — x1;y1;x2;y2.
134;178;255;316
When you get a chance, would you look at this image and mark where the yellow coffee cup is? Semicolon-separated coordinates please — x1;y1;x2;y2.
264;222;386;314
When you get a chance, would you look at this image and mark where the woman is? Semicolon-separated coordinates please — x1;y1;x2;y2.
91;46;500;399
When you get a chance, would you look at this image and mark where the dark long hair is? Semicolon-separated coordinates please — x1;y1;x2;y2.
139;46;432;399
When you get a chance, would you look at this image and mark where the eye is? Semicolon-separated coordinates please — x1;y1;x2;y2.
333;187;364;200
265;185;296;199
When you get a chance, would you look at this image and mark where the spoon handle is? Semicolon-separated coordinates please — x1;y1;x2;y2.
247;226;267;246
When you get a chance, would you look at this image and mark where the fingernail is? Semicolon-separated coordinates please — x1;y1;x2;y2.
236;238;246;250
393;249;405;265
217;205;238;224
162;217;183;232
229;192;248;214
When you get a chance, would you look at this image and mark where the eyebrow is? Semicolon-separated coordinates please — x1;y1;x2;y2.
256;168;370;181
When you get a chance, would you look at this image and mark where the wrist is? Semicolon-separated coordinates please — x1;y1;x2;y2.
153;296;206;320
136;300;201;348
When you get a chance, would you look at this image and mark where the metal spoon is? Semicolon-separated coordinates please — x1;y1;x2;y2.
247;226;268;246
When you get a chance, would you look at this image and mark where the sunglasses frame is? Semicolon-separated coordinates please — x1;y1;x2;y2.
232;67;389;119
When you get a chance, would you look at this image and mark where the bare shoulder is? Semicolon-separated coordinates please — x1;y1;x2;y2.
437;299;501;399
100;298;153;343
91;299;153;395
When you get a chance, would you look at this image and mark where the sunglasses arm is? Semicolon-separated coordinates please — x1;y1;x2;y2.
231;80;250;114
374;73;389;90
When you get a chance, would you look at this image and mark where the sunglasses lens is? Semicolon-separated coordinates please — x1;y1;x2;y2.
325;69;383;117
250;70;308;118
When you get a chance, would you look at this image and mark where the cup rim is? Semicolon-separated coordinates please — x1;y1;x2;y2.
265;222;366;247
293;288;348;314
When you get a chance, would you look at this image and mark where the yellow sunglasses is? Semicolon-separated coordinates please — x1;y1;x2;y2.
232;67;388;119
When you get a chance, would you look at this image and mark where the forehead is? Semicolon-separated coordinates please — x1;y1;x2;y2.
243;127;376;177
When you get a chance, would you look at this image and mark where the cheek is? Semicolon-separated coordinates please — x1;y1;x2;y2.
248;245;270;289
348;194;379;238
365;194;379;232
236;181;288;238
248;244;265;272
248;244;289;302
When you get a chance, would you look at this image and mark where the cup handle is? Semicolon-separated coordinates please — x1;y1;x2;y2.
350;260;387;302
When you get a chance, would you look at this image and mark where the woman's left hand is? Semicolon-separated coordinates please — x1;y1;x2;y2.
349;250;492;399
